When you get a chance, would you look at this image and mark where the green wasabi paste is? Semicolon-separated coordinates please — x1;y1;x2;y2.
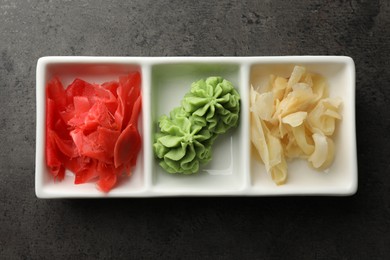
153;77;240;174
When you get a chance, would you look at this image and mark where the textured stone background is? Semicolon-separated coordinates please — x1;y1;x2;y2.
1;0;389;259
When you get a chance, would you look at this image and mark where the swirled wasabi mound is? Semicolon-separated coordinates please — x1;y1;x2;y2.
182;77;240;134
154;77;240;174
154;107;215;174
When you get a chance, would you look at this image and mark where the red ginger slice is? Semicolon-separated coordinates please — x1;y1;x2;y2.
47;77;66;111
65;78;95;104
96;162;119;192
115;72;141;131
46;97;65;180
114;95;142;168
102;81;119;98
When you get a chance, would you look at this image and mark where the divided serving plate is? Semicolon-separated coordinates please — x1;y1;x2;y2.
36;56;357;198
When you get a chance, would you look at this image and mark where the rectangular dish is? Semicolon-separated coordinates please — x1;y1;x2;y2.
36;56;357;198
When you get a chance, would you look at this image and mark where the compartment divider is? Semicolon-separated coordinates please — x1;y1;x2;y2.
141;62;153;193
239;61;252;192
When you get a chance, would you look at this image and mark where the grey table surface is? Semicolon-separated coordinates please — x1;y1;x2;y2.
1;0;389;259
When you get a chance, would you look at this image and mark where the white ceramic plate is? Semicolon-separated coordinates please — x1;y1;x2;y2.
35;56;357;198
